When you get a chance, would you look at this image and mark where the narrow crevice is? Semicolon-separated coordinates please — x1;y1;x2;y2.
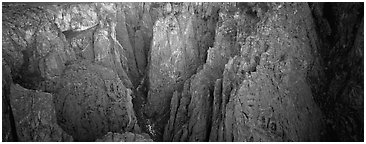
205;87;215;141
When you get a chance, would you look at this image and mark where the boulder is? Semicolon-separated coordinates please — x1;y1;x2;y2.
54;61;137;141
9;84;73;142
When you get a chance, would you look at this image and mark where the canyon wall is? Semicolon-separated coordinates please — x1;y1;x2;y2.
2;2;363;142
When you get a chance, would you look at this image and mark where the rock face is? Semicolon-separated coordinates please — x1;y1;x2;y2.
96;132;153;142
115;3;154;87
145;3;219;139
2;63;18;142
219;3;324;141
49;3;134;89
2;2;363;142
9;84;73;142
2;3;147;142
164;3;324;142
2;4;75;92
54;61;137;141
2;4;75;141
309;3;364;141
162;3;250;141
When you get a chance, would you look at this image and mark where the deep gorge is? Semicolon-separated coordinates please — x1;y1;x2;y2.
2;2;364;142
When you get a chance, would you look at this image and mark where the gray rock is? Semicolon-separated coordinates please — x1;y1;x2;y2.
96;132;153;142
145;4;219;140
115;3;154;87
220;3;324;141
2;63;16;142
209;79;223;141
54;61;137;141
163;2;325;142
2;4;76;91
9;84;73;142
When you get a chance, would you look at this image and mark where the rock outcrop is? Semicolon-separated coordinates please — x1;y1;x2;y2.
95;132;153;142
116;3;154;87
2;3;146;142
9;84;73;142
48;3;135;89
144;3;219;140
164;3;325;141
2;2;363;142
2;4;75;92
54;61;137;141
163;2;250;141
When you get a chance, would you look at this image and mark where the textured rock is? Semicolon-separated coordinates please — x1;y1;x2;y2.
115;3;155;87
2;4;76;92
219;3;324;141
51;3;99;32
209;79;223;141
54;61;137;141
163;77;192;142
162;3;243;141
145;3;219;140
309;3;364;141
2;62;17;142
65;24;96;61
115;3;139;86
2;3;150;141
95;132;153;142
163;91;180;141
9;84;73;142
2;2;363;142
49;3;134;89
164;2;325;142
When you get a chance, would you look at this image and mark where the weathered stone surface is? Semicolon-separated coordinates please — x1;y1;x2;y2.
65;25;96;61
209;78;223;141
309;3;364;141
2;2;363;142
115;3;139;86
2;4;76;91
54;61;137;141
163;77;192;142
162;3;243;141
115;3;154;87
95;132;153;142
219;3;324;141
49;3;134;89
183;4;245;141
9;84;73;142
163;91;180;141
2;62;17;142
145;3;219;140
51;3;99;32
163;2;325;142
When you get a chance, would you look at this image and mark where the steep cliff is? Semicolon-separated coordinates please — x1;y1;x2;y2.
2;2;363;142
164;3;324;141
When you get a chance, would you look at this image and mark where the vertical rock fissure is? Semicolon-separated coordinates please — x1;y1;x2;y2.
205;88;215;141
